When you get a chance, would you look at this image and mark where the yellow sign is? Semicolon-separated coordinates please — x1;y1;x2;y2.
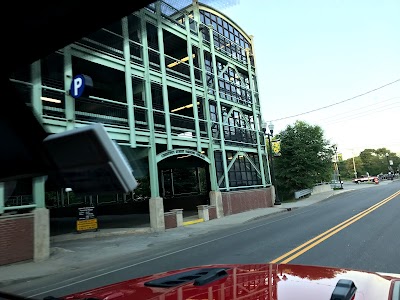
272;139;281;156
76;218;98;232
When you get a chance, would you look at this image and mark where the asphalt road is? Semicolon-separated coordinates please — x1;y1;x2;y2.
6;181;400;298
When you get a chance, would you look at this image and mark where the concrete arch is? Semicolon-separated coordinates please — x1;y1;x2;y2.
156;148;211;164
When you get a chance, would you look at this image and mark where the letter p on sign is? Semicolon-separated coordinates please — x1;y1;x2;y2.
73;77;83;97
70;74;93;99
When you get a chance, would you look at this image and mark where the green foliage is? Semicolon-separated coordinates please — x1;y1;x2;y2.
134;175;151;197
339;148;400;177
274;121;334;199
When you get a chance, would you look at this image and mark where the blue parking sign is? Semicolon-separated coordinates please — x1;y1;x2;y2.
70;74;93;98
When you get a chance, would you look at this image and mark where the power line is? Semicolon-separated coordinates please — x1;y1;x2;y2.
320;101;400;125
322;104;400;126
267;78;400;122
316;97;400;123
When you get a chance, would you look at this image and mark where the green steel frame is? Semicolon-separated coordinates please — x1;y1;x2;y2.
2;0;272;214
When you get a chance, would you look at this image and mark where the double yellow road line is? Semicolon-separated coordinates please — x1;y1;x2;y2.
270;190;400;264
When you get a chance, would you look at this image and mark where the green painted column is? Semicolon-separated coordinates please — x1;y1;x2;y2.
140;10;159;198
0;182;4;214
193;6;218;191
209;26;230;191
31;60;43;123
245;48;266;187
155;3;173;150
185;14;202;152
32;176;47;208
122;16;137;148
64;46;75;130
141;10;164;232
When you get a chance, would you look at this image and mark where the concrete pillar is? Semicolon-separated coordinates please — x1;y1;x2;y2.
197;205;209;221
209;190;224;218
171;209;183;227
0;182;4;214
270;185;276;206
33;208;50;261
149;197;165;232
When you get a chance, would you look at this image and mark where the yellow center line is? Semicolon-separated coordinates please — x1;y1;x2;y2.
270;190;400;264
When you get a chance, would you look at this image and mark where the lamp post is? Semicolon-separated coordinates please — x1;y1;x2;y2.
386;153;394;179
262;121;281;205
385;153;391;173
334;145;343;189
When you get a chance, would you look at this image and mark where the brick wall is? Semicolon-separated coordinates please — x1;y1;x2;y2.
0;214;34;266
164;212;177;229
222;188;273;216
208;206;217;220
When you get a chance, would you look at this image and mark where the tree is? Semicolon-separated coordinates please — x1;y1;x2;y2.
336;148;399;179
274;121;334;199
339;156;364;179
359;148;399;175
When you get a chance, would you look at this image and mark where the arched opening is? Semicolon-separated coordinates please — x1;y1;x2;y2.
157;149;211;216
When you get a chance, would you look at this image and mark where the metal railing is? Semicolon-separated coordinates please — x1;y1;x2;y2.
42;87;66;119
75;96;129;128
153;109;166;133
5;195;34;208
133;105;149;130
148;47;161;70
170;112;196;136
164;53;191;82
10;79;32;105
76;28;124;60
223;124;258;146
129;40;143;66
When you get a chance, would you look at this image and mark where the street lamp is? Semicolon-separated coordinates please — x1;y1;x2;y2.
334;145;343;189
385;153;391;173
386;153;394;179
262;121;281;205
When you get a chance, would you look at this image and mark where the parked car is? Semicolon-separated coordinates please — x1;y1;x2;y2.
352;175;379;184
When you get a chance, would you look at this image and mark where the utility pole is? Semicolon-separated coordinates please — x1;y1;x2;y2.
352;156;357;178
334;145;343;189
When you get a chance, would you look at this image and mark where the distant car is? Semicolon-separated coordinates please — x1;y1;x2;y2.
387;173;394;180
352;175;379;184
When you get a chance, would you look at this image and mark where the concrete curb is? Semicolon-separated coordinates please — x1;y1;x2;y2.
243;208;291;223
0;276;45;288
50;227;152;243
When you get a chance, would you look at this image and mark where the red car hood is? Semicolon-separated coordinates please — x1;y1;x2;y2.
63;263;400;300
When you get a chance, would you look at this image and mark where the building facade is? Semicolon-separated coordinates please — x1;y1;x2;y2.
4;0;273;251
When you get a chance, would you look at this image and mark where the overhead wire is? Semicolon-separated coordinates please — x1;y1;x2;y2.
316;97;400;123
322;103;400;126
266;78;400;122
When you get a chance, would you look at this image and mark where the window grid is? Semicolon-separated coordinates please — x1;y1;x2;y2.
227;151;262;187
200;10;250;65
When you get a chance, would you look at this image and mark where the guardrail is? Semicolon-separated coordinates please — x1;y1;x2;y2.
294;189;312;199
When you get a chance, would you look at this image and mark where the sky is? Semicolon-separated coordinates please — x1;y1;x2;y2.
219;0;400;159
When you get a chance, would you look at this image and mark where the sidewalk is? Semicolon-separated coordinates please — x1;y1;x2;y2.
0;188;354;286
